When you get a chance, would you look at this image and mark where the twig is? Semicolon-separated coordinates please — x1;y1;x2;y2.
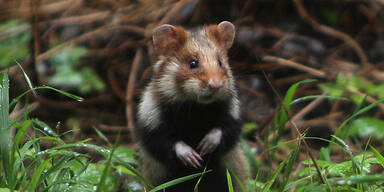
31;0;40;85
9;102;39;120
108;61;129;101
291;93;326;122
263;56;326;78
49;11;110;26
41;0;83;40
1;0;76;20
157;0;193;25
237;81;265;97
37;25;123;63
274;74;312;86
293;0;370;68
98;124;130;132
126;49;143;141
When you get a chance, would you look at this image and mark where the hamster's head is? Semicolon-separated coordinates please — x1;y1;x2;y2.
152;21;236;104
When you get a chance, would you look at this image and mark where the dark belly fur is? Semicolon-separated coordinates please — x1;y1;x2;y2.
137;101;241;192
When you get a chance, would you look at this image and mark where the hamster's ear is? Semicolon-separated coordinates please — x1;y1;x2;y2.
206;21;235;49
218;21;235;49
153;24;188;56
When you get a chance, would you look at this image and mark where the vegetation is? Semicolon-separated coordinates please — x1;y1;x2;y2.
1;0;384;191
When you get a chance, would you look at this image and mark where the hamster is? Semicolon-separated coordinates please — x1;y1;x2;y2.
136;21;247;192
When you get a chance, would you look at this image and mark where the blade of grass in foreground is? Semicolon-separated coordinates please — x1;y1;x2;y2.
226;169;234;192
330;174;384;185
370;145;384;169
9;86;83;113
28;156;52;191
96;133;120;192
0;73;11;187
261;157;288;192
230;170;247;192
332;135;360;175
148;171;211;192
279;144;299;191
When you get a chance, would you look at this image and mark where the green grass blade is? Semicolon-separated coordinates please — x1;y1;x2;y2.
13;120;32;147
0;73;11;187
93;127;111;146
15;60;36;97
279;144;299;191
329;174;384;185
114;157;152;187
334;97;384;140
226;169;234;192
148;171;211;192
262;158;288;192
370;145;384;168
9;86;83;113
39;86;83;101
291;95;349;105
96;133;119;192
273;79;316;145
230;170;247;192
193;166;208;192
284;176;311;191
283;79;316;111
28;156;52;191
332;135;361;175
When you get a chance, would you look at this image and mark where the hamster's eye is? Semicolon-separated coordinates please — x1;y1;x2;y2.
189;60;199;69
218;59;222;67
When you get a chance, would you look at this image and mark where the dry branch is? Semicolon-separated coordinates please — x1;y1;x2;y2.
263;56;326;78
293;0;370;69
126;49;143;141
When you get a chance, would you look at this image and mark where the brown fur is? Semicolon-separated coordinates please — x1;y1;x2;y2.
153;25;188;56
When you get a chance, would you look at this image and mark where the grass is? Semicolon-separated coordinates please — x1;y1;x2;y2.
1;70;384;192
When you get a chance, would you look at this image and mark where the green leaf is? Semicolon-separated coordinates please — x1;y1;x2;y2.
300;159;331;168
113;146;136;164
226;169;234;192
32;118;58;137
48;46;105;94
0;20;31;69
0;188;17;192
327;153;378;177
50;46;88;68
28;156;52;191
332;135;360;175
370;145;384;169
13;120;32;147
334;97;384;140
295;184;327;192
349;117;384;139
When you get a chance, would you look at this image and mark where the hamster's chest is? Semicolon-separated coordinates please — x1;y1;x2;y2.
160;102;228;145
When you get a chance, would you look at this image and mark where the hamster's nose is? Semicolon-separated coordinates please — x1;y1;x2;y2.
208;79;224;92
